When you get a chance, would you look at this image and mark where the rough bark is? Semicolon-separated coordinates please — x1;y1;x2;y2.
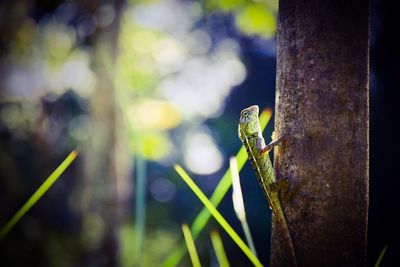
272;1;369;266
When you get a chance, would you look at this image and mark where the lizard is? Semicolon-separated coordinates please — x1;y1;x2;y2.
238;105;297;267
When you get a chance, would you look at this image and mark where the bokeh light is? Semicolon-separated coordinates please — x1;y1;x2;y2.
183;127;224;175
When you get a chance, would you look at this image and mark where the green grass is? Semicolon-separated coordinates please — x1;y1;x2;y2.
181;223;201;267
374;245;388;267
174;164;263;267
161;108;272;267
230;156;257;257
0;150;78;240
210;230;229;267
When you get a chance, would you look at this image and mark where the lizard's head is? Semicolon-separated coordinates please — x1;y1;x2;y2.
239;105;260;135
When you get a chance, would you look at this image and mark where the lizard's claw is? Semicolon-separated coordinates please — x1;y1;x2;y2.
260;146;272;155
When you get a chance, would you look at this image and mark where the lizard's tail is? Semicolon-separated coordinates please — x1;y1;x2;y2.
273;205;298;267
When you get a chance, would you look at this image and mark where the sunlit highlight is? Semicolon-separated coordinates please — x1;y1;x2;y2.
184;129;223;175
127;98;181;130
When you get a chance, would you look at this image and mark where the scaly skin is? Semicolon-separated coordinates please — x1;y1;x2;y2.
238;105;297;266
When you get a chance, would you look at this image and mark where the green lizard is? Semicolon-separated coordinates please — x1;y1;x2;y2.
238;105;297;267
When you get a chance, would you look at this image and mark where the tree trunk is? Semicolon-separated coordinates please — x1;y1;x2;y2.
272;1;369;266
81;0;125;266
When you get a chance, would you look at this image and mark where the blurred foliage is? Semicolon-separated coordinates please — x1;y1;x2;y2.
119;222;179;267
114;7;184;161
206;0;278;38
206;0;247;12
235;3;276;37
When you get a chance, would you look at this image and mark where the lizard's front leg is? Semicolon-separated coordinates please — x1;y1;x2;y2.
258;132;286;154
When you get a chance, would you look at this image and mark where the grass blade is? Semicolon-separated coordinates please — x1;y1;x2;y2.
161;108;272;267
374;245;388;267
230;156;257;257
174;164;263;267
182;223;201;267
210;230;229;267
0;150;78;240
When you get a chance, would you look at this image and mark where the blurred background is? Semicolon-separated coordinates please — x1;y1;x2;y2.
0;0;398;266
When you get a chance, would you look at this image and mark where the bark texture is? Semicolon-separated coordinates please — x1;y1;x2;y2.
272;1;369;266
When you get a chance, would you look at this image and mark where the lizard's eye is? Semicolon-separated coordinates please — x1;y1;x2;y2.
241;111;249;117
